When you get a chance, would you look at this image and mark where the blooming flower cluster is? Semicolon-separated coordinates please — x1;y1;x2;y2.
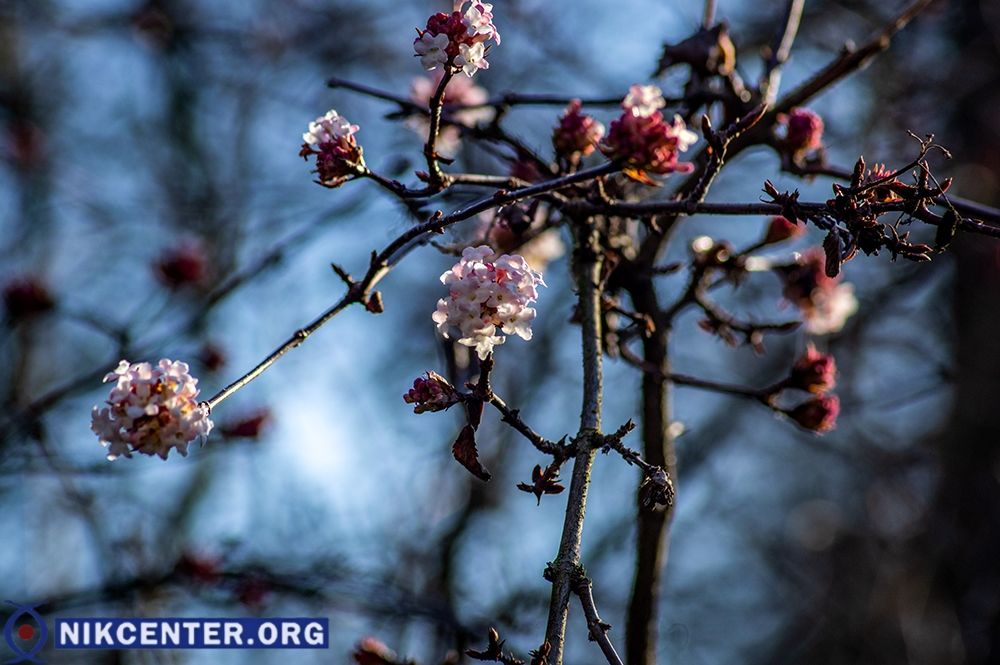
432;245;544;359
408;71;491;156
299;110;365;188
414;1;499;77
403;371;461;414
600;84;697;177
91;359;214;460
780;248;858;335
778;107;824;160
552;99;605;159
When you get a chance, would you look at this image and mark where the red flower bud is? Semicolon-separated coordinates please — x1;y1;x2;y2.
789;344;837;394
787;395;839;433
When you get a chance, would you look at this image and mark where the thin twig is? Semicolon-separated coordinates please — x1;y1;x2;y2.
573;573;624;665
761;0;806;106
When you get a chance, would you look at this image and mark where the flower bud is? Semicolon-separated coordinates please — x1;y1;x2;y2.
779;107;824;158
788;344;837;393
403;371;461;413
787;395;839;433
552;99;605;159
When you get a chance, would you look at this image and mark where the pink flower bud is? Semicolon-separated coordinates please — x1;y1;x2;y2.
552;99;605;159
780;107;824;157
763;215;803;245
789;344;837;394
403;371;461;413
787;395;839;433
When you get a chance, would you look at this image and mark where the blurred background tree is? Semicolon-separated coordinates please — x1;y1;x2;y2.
1;0;997;663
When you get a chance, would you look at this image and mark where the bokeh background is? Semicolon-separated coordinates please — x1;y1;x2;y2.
2;0;999;663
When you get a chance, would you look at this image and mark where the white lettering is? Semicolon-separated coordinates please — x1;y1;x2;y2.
257;622;277;646
116;623;135;646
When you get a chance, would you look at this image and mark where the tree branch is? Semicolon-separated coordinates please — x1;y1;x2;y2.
544;217;605;664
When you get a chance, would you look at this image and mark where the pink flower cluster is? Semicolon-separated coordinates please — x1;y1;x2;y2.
552;99;605;159
414;2;499;77
779;107;824;159
432;245;544;359
299;110;365;188
781;248;858;335
600;85;697;176
91;359;214;460
403;371;461;414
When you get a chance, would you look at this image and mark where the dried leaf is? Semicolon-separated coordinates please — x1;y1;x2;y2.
517;464;566;505
452;425;491;481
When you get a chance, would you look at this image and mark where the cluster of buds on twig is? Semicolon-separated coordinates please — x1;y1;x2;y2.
768;344;841;433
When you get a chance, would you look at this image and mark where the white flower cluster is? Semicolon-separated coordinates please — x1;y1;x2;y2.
302;110;358;146
432;246;544;359
91;359;214;460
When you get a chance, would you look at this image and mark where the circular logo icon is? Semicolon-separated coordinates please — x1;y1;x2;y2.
3;602;47;664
